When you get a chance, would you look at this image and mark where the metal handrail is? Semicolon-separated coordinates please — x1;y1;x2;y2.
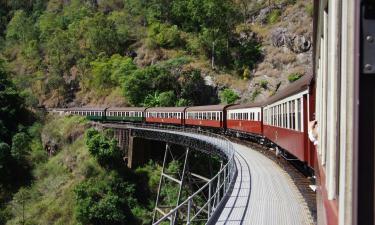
117;122;237;225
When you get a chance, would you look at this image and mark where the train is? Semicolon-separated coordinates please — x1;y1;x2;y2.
50;1;375;224
51;73;315;171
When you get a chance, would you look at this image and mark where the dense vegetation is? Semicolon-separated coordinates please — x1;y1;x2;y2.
0;61;42;224
0;0;263;107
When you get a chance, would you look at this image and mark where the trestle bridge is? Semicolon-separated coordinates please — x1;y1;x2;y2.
96;123;313;225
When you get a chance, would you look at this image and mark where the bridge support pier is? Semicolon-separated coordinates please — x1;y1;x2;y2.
114;128;156;168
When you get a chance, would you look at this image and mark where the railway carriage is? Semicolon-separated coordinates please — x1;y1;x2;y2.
185;105;230;129
145;107;186;125
226;103;263;136
262;74;314;167
106;107;146;122
66;107;107;121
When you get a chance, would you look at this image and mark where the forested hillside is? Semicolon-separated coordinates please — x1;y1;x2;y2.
0;0;312;107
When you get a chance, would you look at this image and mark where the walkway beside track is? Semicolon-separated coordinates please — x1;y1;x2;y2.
114;125;314;225
216;143;313;225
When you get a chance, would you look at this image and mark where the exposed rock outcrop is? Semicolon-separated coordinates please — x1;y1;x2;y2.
271;28;311;53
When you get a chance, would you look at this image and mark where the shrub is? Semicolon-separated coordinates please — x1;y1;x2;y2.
267;9;281;24
185;35;202;55
147;23;182;48
175;98;192;107
259;80;268;89
251;88;261;101
242;67;251;80
288;73;303;82
220;88;240;104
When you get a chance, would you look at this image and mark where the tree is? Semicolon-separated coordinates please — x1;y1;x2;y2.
158;91;176;106
75;13;120;56
0;61;29;144
85;128;120;166
0;142;11;176
74;173;136;225
45;29;76;74
220;88;239;104
12;187;30;225
5;10;35;44
11;133;31;162
90;54;137;89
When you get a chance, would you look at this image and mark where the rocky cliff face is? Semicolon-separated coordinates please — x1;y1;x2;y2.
215;0;313;103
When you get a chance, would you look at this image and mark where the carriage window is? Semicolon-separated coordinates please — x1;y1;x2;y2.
290;100;295;130
277;105;282;127
297;98;302;131
274;107;277;126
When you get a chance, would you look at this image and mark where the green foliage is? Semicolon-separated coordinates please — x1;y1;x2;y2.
77;13;120;56
134;161;161;195
259;80;268;89
147;23;182;48
11;132;31;162
175;98;192;107
143;91;176;107
158;91;176;106
242;67;251;80
74;172;136;225
305;3;314;17
288;73;303;82
0;61;30;144
0;142;11;175
85;128;120;166
179;69;216;105
251;88;261;101
267;9;281;24
42;115;87;150
90;54;136;90
5;10;35;44
123;67;162;105
220;88;239;104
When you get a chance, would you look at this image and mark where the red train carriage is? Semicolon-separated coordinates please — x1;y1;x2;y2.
262;74;314;167
185;105;231;129
145;107;186;125
226;103;263;136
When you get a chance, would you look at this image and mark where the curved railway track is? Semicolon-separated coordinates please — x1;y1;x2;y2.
228;137;317;224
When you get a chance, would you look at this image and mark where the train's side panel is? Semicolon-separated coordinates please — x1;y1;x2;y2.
227;120;262;135
146;118;183;125
185;119;222;128
263;125;305;161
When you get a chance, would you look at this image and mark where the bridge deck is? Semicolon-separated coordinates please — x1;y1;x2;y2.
217;143;313;225
120;126;313;225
